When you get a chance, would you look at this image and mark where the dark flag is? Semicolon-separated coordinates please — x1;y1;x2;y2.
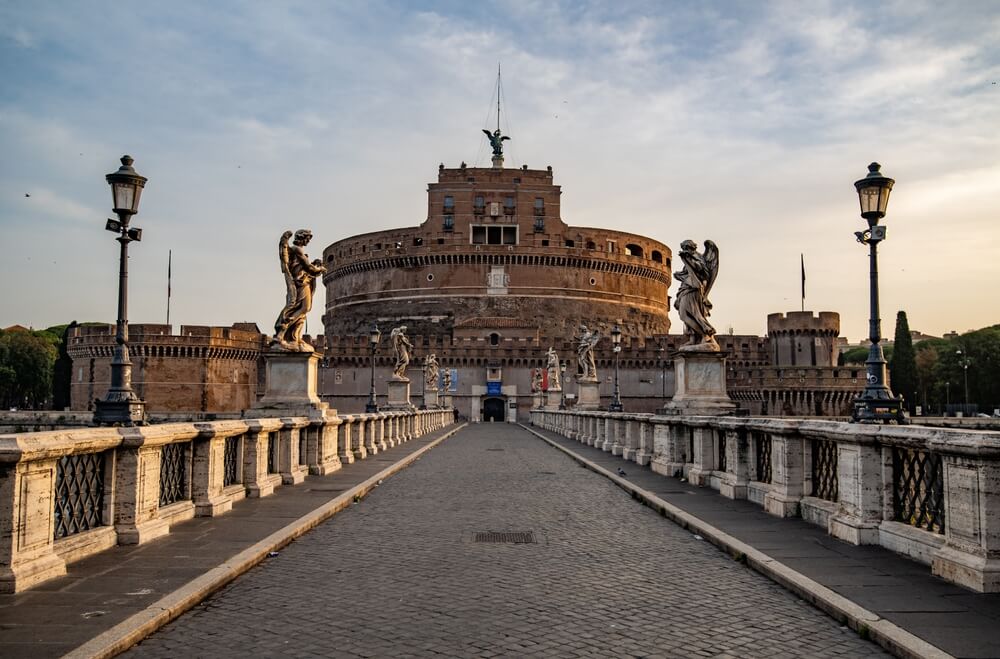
800;253;805;311
167;250;172;325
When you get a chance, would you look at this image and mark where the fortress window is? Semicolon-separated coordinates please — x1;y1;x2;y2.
443;195;454;209
443;215;454;231
534;197;545;215
474;195;485;211
651;250;663;263
489;333;500;346
586;241;596;250
564;239;575;247
607;240;616;253
472;225;517;245
625;243;643;258
541;239;549;246
534;217;545;232
413;237;423;246
504;196;515;212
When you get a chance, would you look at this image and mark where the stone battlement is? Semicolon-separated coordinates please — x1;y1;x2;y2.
766;311;840;335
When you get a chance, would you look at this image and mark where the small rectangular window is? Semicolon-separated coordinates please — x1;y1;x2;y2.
504;196;515;210
534;197;544;208
534;218;544;232
443;215;454;231
474;195;485;209
503;227;517;245
488;226;502;244
472;226;487;244
443;196;454;208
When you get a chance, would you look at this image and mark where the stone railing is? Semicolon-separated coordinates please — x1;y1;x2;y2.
531;408;1000;593
0;408;454;593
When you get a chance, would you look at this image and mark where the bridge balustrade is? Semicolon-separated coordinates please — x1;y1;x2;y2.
0;408;454;593
531;408;1000;593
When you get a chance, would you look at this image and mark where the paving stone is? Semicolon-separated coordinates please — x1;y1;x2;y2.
122;424;886;658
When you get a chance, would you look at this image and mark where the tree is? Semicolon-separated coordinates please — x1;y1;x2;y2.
889;311;918;413
915;345;938;412
51;321;77;410
0;329;57;409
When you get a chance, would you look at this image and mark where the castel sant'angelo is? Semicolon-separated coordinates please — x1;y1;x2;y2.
68;128;863;421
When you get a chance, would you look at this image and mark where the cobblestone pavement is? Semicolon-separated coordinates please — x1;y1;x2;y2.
125;424;886;658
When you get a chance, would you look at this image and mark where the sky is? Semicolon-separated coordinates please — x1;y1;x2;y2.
1;1;998;342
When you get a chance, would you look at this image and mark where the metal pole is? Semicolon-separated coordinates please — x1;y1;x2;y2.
365;343;378;413
964;364;969;407
610;349;623;412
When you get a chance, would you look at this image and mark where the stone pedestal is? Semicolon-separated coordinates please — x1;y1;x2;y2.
253;350;331;418
661;350;737;416
576;379;601;410
441;394;453;410
423;388;439;410
545;389;563;411
386;378;414;410
532;393;544;409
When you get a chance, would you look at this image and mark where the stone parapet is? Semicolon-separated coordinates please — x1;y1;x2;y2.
0;407;455;594
531;409;1000;593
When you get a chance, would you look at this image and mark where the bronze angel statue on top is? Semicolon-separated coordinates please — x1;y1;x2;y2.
483;128;510;157
272;229;327;352
674;239;720;352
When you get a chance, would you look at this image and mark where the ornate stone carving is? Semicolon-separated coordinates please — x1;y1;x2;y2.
272;230;326;352
674;239;720;352
546;347;561;390
390;326;413;380
424;354;439;390
531;367;543;393
574;325;601;382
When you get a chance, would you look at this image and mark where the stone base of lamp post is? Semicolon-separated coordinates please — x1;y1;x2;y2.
545;389;563;410
385;377;414;410
575;379;601;410
423;388;439;410
252;349;331;419
93;397;146;427
661;350;737;416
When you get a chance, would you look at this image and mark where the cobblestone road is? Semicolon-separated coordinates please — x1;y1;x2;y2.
125;424;886;658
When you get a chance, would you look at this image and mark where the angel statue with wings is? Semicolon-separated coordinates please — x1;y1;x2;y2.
482;128;510;157
272;229;327;352
674;239;720;352
424;354;439;390
574;325;601;381
390;326;413;380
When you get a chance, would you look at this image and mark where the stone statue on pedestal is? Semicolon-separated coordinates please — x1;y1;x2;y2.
482;128;511;157
674;239;720;352
531;367;543;393
574;325;601;381
272;230;326;352
546;347;561;390
424;354;439;389
390;326;412;380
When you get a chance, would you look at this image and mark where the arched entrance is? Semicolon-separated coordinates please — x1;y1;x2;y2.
482;397;506;422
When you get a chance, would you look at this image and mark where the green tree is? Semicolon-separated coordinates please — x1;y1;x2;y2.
889;311;918;413
0;329;57;409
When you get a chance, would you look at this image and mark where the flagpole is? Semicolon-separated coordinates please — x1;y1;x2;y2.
167;249;172;326
800;253;805;312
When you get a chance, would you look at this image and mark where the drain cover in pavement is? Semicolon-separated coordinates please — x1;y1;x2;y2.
474;531;535;544
486;448;504;452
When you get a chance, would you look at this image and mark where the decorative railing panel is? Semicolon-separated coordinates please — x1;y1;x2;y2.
224;435;240;487
811;438;838;502
159;442;189;507
892;447;944;534
753;431;772;484
54;452;106;539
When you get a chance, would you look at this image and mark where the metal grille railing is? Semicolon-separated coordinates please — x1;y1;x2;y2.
892;447;945;534
754;432;772;484
267;431;278;474
224;435;240;486
159;442;189;507
811;438;838;502
54;452;106;539
717;429;727;472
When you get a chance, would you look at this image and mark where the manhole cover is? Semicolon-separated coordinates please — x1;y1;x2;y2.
486;448;504;452
474;531;535;544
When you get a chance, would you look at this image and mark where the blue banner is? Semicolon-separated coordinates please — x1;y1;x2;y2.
487;381;502;396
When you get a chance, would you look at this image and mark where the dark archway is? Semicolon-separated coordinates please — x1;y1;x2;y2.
482;397;506;422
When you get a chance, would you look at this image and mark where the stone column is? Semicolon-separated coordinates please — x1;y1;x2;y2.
650;419;688;478
351;418;367;461
719;427;749;500
828;435;883;543
635;418;653;466
0;457;67;592
191;421;248;516
311;417;342;475
278;422;308;486
243;419;284;498
686;426;718;487
363;417;380;455
609;416;624;455
764;431;806;518
621;417;638;461
337;418;355;465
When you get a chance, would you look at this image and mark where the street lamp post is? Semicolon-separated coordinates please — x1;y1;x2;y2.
609;324;623;412
659;345;667;401
945;381;951;414
850;163;907;424
365;324;381;413
94;156;148;427
558;361;567;409
957;349;971;413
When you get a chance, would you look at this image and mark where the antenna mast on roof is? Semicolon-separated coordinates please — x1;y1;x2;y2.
482;62;511;169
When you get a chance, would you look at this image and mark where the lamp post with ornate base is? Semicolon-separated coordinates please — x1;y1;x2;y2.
94;156;148;427
850;162;907;424
365;324;381;413
609;324;624;412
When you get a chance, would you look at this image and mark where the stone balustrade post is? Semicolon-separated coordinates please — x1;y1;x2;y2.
192;421;248;516
375;414;388;451
621;417;640;461
763;429;806;518
337;417;355;465
593;415;606;450
719;426;749;500
635;418;653;466
0;454;66;592
610;416;626;456
651;419;687;478
243;419;284;498
350;418;367;461
310;417;342;475
363;416;380;455
687;425;718;487
278;420;309;486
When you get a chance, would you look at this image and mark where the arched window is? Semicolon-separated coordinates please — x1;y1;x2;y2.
586;240;596;250
624;243;644;258
651;250;662;263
